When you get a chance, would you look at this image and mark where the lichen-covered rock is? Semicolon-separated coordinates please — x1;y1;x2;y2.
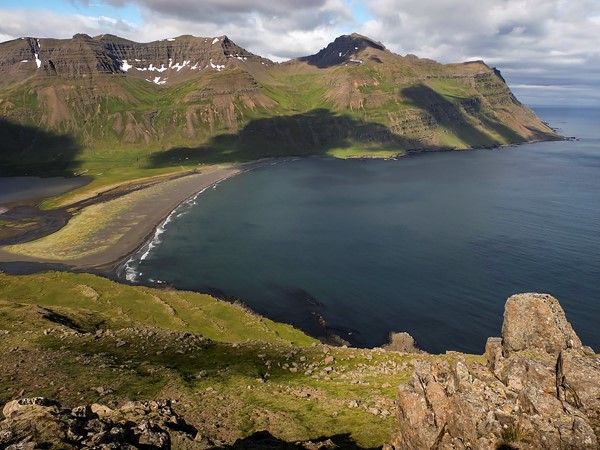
390;355;597;450
502;293;582;356
2;397;58;420
389;293;600;450
557;348;600;430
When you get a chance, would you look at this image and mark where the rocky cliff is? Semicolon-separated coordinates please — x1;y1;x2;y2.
388;293;600;450
0;33;271;81
0;33;558;175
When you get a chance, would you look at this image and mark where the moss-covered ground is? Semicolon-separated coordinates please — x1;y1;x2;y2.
0;271;438;447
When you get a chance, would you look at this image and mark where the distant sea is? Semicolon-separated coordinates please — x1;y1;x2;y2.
122;106;600;354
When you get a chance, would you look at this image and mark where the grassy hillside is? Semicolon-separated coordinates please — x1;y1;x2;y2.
0;271;314;344
0;34;558;186
0;271;450;447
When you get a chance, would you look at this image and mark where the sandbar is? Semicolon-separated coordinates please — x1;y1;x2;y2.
0;161;272;271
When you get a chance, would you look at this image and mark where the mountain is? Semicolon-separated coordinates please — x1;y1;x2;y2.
0;32;558;176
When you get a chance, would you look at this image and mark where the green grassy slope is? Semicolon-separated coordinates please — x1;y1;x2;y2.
0;271;314;345
0;271;441;447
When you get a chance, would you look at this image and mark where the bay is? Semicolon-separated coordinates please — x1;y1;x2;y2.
123;107;600;354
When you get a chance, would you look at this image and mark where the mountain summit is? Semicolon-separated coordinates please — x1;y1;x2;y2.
0;33;558;175
298;33;387;68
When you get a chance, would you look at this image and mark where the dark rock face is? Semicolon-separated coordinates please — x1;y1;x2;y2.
298;33;387;68
388;293;600;450
0;34;270;80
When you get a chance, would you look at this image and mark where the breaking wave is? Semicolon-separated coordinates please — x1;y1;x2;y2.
119;184;216;283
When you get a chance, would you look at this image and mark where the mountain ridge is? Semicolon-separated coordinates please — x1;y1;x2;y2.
0;32;559;178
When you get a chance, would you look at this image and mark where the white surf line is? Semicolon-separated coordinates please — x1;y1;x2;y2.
120;170;242;282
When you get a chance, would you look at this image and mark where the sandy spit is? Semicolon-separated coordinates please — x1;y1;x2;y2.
0;160;279;271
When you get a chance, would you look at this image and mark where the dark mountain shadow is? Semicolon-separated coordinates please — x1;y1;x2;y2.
479;113;527;143
401;84;525;147
209;431;381;449
0;118;82;176
147;109;413;168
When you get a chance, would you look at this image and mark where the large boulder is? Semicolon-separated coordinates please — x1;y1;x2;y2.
2;397;58;420
502;293;582;356
388;293;600;450
382;331;423;353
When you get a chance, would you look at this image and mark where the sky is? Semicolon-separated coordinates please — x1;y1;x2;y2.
1;0;599;106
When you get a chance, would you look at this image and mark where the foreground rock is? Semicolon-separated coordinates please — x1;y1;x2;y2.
502;293;583;356
0;398;202;449
388;293;600;450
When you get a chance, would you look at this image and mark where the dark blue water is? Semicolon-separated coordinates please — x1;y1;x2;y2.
124;107;600;353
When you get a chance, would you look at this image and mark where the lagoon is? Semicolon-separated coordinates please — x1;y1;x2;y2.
0;176;89;206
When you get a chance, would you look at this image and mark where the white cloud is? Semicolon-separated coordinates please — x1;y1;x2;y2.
0;9;134;40
357;0;600;105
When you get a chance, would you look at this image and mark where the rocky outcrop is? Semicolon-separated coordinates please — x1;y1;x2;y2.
388;293;600;450
557;348;600;433
502;293;583;356
383;331;423;353
0;398;203;449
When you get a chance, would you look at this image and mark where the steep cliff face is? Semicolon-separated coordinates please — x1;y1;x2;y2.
0;33;558;173
97;34;272;85
0;33;271;83
0;34;122;80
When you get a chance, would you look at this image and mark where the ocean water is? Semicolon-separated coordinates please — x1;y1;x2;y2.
122;107;600;353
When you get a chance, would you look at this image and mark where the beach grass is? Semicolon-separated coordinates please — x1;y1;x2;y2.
4;168;237;263
6;187;154;260
39;152;200;209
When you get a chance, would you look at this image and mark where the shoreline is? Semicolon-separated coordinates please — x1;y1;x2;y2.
0;139;558;272
112;159;279;278
0;159;282;271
